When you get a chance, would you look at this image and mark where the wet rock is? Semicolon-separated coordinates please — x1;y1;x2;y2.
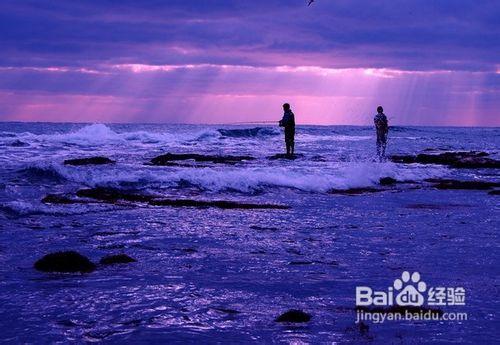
379;177;397;185
289;261;314;265
213;307;241;314
181;248;198;253
428;179;500;190
64;157;115;166
99;254;136;265
275;310;312;323
150;153;254;165
34;251;96;273
489;190;500;195
10;140;29;147
267;153;304;160
391;151;500;169
329;187;382;195
76;187;153;203
42;194;79;204
46;188;290;209
150;198;289;209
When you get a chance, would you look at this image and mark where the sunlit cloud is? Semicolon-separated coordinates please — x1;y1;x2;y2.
0;1;498;125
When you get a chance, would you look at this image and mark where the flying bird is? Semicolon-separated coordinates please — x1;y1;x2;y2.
308;0;315;6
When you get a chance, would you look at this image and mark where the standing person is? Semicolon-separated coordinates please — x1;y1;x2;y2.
279;103;295;156
374;106;389;160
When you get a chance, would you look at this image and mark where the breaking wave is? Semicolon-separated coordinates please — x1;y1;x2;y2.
218;127;280;138
26;162;448;193
15;124;204;146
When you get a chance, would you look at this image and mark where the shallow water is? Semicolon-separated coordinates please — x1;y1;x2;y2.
0;123;498;343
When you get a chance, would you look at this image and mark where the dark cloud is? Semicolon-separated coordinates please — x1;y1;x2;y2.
0;1;498;125
1;0;498;71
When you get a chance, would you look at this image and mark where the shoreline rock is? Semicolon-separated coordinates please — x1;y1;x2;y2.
391;151;500;169
150;153;254;165
267;153;304;160
76;187;154;203
34;251;96;273
10;140;29;147
64;157;115;166
43;188;290;209
425;178;500;190
275;310;312;323
99;254;136;265
329;187;383;195
42;194;81;204
379;177;397;185
150;198;290;209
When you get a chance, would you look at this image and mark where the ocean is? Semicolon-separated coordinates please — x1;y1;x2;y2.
0;122;498;343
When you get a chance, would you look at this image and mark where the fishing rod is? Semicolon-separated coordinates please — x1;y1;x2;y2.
222;120;279;125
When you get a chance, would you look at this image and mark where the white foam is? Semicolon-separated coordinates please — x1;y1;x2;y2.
44;162;448;193
24;124;126;146
17;124;224;146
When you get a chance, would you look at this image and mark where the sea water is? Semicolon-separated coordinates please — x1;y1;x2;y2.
0;123;498;343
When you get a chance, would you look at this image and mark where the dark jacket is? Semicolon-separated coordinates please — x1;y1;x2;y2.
374;113;388;133
280;111;295;129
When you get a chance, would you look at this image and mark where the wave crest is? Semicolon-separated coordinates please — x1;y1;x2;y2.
218;127;280;138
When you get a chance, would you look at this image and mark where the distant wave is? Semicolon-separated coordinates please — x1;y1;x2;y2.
0;200;114;217
218;127;280;138
16;124;203;146
0;132;17;138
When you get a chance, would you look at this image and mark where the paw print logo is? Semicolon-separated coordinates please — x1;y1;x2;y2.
394;271;427;306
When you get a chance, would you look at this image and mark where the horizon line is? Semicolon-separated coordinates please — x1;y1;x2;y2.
0;120;498;128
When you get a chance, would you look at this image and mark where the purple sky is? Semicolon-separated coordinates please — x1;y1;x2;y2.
0;0;499;125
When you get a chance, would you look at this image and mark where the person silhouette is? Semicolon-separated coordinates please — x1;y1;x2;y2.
279;103;296;156
374;106;389;160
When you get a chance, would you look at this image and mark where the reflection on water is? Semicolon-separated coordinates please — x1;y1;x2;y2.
0;123;498;342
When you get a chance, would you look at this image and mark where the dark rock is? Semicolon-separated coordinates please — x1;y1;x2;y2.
10;140;29;147
34;251;96;273
213;307;241;314
391;151;499;169
430;179;500;190
329;187;382;195
275;310;312;323
76;188;153;203
150;153;254;165
42;194;79;204
405;202;471;209
379;177;397;185
64;157;115;166
150;198;289;209
46;188;290;209
289;261;314;265
99;254;136;265
489;190;500;195
267;153;304;160
181;248;198;253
